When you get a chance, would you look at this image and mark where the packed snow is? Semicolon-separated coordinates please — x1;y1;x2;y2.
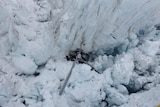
0;0;160;107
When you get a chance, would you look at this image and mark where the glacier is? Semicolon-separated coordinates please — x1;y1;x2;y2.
0;0;160;107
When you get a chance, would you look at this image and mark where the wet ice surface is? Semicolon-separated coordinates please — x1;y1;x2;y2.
0;0;160;107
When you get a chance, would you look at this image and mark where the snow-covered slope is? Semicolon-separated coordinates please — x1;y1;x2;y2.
0;0;160;107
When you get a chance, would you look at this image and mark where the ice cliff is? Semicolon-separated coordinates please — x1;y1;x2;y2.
0;0;160;107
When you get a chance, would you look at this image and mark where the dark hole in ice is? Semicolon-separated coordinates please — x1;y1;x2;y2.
66;48;89;63
123;78;152;95
138;30;145;36
60;79;64;81
15;72;19;75
33;72;40;77
67;43;125;64
155;24;160;30
37;63;46;69
110;47;120;56
66;49;101;74
15;72;40;77
21;54;26;56
89;44;125;61
22;100;27;105
100;99;109;107
124;84;140;94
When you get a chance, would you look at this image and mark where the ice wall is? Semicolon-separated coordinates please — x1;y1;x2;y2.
51;0;160;53
0;0;160;64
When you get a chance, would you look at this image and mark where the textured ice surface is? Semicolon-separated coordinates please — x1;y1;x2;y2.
0;0;160;107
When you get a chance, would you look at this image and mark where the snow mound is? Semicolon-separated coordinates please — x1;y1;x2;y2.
12;55;37;74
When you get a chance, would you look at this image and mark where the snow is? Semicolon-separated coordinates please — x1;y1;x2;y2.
105;87;127;106
0;6;11;56
121;84;160;107
112;53;134;85
0;0;160;107
140;40;160;57
12;55;37;74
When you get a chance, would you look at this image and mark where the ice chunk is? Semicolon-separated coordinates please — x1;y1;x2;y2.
116;85;129;95
34;0;51;22
12;55;37;74
106;87;127;106
0;6;11;56
0;6;10;36
93;55;114;73
0;75;15;106
0;36;11;56
45;59;56;70
131;48;153;75
120;85;160;107
140;40;160;57
112;53;134;85
64;64;105;107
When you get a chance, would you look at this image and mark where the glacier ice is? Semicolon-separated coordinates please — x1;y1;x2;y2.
0;0;160;107
12;55;38;74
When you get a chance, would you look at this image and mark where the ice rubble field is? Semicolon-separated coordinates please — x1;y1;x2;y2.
1;0;160;107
